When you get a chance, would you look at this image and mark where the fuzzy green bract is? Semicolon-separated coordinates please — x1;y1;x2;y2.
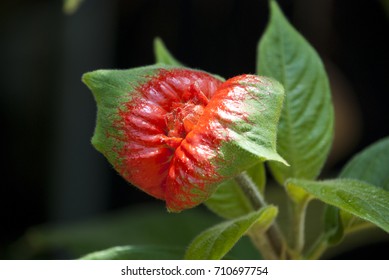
257;0;334;184
82;66;162;170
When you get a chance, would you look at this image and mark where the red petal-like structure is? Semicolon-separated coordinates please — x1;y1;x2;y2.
84;66;285;212
116;69;223;210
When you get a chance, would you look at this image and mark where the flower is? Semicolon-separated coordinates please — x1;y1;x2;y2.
83;66;286;212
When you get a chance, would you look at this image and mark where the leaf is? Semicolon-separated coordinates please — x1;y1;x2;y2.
184;206;278;260
248;162;267;194
284;178;312;205
153;37;225;81
257;0;334;184
204;180;253;220
340;136;389;191
154;37;183;66
80;245;184;260
205;163;266;219
286;178;389;233
325;137;389;234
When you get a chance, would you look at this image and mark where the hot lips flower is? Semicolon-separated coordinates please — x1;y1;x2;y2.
83;65;286;212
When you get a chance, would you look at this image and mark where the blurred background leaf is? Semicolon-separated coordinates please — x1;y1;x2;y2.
79;245;185;260
63;0;85;15
7;204;259;259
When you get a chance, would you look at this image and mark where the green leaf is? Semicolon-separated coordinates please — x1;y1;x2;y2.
153;37;225;81
205;163;266;219
184;206;278;260
154;37;183;66
286;178;389;233
340;136;389;191
284;178;312;205
325;137;389;234
257;0;334;184
80;245;184;260
248;162;267;194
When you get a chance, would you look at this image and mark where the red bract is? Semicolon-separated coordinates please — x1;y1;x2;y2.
115;69;223;210
83;66;286;212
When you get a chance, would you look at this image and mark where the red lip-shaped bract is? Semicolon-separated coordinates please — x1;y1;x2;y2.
83;66;285;212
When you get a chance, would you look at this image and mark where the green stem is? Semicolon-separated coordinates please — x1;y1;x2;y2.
305;234;328;260
289;197;310;256
235;172;288;259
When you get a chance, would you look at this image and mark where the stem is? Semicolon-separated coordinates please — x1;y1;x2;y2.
305;234;328;260
235;172;288;259
289;197;310;256
235;173;266;209
247;229;279;260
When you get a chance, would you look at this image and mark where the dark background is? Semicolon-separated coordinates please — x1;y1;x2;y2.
0;0;388;259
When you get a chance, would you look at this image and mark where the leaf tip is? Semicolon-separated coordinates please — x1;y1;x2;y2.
153;36;163;48
81;70;103;92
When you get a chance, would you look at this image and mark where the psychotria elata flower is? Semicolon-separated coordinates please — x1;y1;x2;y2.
83;66;286;212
